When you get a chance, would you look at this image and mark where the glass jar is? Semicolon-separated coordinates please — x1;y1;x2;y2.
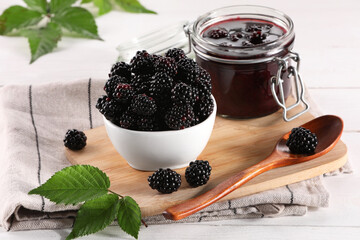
185;5;309;121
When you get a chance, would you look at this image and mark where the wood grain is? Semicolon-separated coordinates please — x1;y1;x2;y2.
65;110;348;218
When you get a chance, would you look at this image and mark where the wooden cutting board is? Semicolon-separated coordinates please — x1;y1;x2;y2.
65;110;347;217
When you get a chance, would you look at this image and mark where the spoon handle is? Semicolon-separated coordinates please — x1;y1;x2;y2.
163;152;282;220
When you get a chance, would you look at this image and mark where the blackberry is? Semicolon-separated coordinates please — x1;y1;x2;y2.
165;48;186;62
148;168;181;194
96;96;123;121
113;83;135;103
109;61;131;80
64;129;87;151
130;94;157;116
176;58;199;84
137;116;158;131
249;31;267;45
130;50;155;75
195;96;214;121
195;67;211;84
104;75;128;96
286;127;318;154
194;80;212;100
165;104;195;130
131;74;152;94
207;28;228;39
149;72;174;105
228;32;243;42
118;110;138;130
171;82;196;105
185;160;212;187
154;56;177;77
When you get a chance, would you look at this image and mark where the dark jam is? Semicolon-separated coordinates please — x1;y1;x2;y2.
196;18;293;118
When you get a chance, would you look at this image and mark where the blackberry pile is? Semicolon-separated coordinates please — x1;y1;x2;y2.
64;129;87;150
286;127;318;154
96;49;214;131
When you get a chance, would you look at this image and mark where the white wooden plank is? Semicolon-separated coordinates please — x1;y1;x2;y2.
1;225;360;240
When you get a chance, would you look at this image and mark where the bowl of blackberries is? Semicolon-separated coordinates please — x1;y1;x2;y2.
96;48;216;171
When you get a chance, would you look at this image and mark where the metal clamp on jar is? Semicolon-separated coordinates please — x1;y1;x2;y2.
184;5;309;121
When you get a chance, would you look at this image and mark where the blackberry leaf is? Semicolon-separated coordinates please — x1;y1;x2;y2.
50;0;77;13
0;6;43;35
28;165;110;205
91;0;113;15
53;7;102;40
20;22;62;64
115;0;156;14
66;194;119;240
24;0;48;14
117;196;141;239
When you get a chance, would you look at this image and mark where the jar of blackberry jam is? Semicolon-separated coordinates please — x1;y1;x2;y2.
184;6;309;121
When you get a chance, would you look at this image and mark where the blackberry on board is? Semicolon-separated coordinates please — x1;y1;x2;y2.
185;160;212;187
148;168;181;194
109;61;131;80
165;104;195;130
130;50;155;75
130;94;157;116
64;129;87;151
165;48;186;62
286;127;318;154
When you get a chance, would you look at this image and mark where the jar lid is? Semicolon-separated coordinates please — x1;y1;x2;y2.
188;5;295;62
116;21;192;62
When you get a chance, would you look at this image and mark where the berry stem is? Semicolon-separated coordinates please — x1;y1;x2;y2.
108;189;124;198
141;219;148;228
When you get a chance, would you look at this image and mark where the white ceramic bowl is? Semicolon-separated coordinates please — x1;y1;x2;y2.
103;97;217;171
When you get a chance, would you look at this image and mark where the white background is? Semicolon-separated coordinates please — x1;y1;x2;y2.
1;0;360;239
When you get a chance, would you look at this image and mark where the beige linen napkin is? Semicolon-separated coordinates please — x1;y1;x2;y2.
0;79;350;231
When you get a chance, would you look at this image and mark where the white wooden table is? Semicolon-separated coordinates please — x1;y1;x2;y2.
1;0;359;239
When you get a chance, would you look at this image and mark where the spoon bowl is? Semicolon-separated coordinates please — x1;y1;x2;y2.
163;115;344;221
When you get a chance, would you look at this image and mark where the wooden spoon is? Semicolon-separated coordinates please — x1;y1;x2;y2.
163;115;344;221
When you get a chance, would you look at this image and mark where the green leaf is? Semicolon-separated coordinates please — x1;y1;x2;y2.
114;0;156;14
24;0;48;14
50;0;77;13
66;194;119;240
52;7;101;39
20;22;62;63
117;196;141;239
93;0;112;16
0;6;43;35
29;165;110;204
81;0;93;3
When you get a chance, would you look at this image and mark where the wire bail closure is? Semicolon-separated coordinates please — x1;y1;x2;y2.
270;52;309;122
